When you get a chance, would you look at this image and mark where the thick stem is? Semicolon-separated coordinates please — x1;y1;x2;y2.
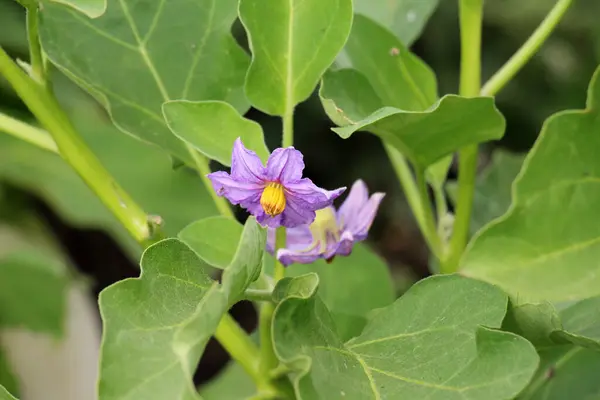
481;0;574;97
0;47;152;244
25;6;44;84
415;169;442;259
214;314;261;381
0;112;57;153
243;288;273;303
282;107;294;148
186;145;235;219
442;0;483;273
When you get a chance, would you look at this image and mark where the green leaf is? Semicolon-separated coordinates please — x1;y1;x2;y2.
0;350;18;399
447;150;525;235
461;66;600;303
239;0;353;115
352;0;440;46
98;218;265;400
163;101;269;166
517;345;600;400
199;362;254;400
39;0;249;163
273;274;539;399
337;15;437;110
289;244;395;341
0;252;67;337
44;0;106;18
0;385;17;400
502;302;562;347
333;95;506;169
0;113;217;258
551;297;600;350
178;217;243;270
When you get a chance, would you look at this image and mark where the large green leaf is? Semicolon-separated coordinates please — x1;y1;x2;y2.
0;252;67;337
0;113;217;257
289;244;394;341
517;345;600;400
333;95;506;169
239;0;352;115
44;0;106;18
0;385;16;400
447;150;526;235
178;217;243;270
199;362;254;400
163;101;269;166
273;274;539;399
97;218;265;400
352;0;439;46
553;297;600;349
39;0;249;163
461;66;600;303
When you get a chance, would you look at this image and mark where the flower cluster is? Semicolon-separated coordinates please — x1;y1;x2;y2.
208;138;384;266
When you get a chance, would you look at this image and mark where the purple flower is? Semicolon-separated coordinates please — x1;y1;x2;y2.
207;138;346;228
267;180;385;266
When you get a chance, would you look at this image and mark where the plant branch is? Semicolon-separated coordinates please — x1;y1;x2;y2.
243;288;273;303
415;169;443;259
25;5;44;84
214;313;261;381
0;112;57;153
442;0;483;273
0;46;152;244
282;107;294;148
481;0;574;97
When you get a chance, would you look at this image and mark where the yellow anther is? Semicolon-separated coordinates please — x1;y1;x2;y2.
261;182;286;216
309;207;340;253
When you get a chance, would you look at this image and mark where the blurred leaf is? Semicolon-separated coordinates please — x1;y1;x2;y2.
0;384;17;400
337;15;437;110
333;95;506;169
273;274;538;399
0;350;18;399
163;101;269;166
0;114;217;257
98;218;265;400
503;302;562;347
447;150;525;235
199;362;254;400
239;0;352;115
352;0;440;46
178;217;243;270
551;297;600;350
461;66;600;303
517;345;600;400
289;244;394;341
39;0;249;163
44;0;107;18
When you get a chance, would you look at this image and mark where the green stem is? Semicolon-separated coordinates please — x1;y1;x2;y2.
214;313;261;382
282;107;294;148
0;112;57;153
186;144;234;219
274;227;286;281
25;6;44;84
0;47;152;244
440;0;483;274
481;0;574;97
243;288;273;303
415;169;442;259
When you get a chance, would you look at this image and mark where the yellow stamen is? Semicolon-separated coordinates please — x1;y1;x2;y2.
308;208;340;253
260;182;286;216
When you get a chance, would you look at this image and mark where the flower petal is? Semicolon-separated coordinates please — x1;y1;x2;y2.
277;244;321;267
266;147;305;183
346;192;386;241
207;171;263;205
336;230;356;257
279;195;318;227
265;226;312;254
231;138;266;183
285;179;346;211
337;180;369;227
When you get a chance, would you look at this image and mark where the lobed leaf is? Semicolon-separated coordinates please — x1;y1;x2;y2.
97;218;265;400
461;66;600;303
39;0;249;163
163;101;270;166
239;0;353;115
273;274;539;400
44;0;107;18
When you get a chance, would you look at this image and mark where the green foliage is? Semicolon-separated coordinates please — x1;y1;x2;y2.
163;101;270;166
462;66;600;303
43;0;107;18
199;362;255;400
239;0;353;115
39;0;249;164
0;350;18;399
272;274;538;399
0;384;17;400
97;218;265;400
352;0;439;46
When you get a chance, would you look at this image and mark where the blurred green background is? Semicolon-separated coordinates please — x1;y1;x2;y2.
1;0;599;389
